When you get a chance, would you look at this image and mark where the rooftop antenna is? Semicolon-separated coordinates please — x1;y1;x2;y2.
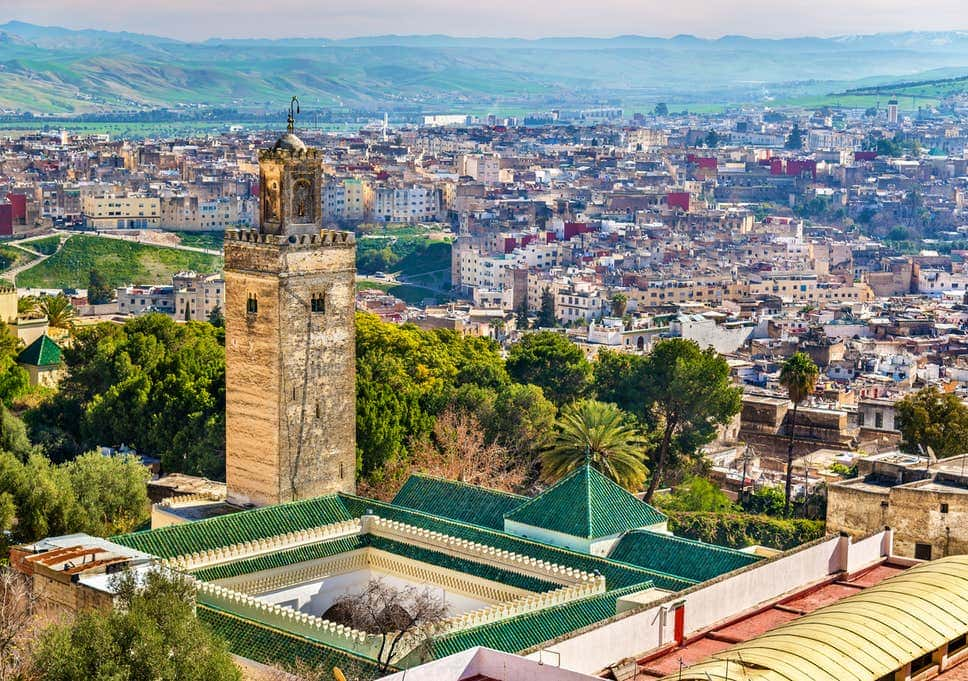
287;96;300;134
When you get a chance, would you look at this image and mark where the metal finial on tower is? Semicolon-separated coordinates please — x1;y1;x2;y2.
287;96;300;134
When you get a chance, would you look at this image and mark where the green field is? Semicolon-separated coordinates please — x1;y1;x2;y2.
16;235;223;289
175;231;225;251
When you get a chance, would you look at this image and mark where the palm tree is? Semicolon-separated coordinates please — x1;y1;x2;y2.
611;293;628;317
542;399;648;491
779;352;819;515
17;295;39;319
39;294;76;334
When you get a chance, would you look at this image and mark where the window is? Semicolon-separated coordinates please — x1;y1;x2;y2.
875;411;884;429
941;503;949;514
915;543;932;561
311;293;325;313
246;294;258;315
858;412;866;427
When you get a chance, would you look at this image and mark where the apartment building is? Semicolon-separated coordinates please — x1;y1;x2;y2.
372;185;442;223
160;196;254;231
322;177;371;222
82;195;161;229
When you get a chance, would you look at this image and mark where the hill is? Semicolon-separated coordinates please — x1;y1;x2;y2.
15;235;223;289
3;23;968;113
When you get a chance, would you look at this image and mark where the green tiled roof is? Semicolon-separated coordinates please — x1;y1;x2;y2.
430;583;647;659
503;465;667;540
198;605;386;678
338;494;693;593
392;474;525;530
191;533;559;593
17;334;61;367
112;495;352;558
608;530;763;583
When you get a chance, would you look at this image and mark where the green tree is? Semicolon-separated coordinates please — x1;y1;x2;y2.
65;452;150;537
654;102;669;116
595;342;742;503
0;449;149;542
537;288;556;328
29;314;226;478
0;405;33;461
895;385;968;460
208;304;225;328
86;268;113;305
506;331;591;406
741;486;787;516
610;293;628;317
785;123;804;150
32;570;241;681
355;313;509;478
543;400;648;491
704;130;721;148
38;294;76;333
779;352;819;514
660;476;735;513
0;322;29;406
491;383;557;463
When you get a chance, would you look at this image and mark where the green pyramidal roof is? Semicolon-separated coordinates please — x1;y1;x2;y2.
504;464;667;540
17;334;61;367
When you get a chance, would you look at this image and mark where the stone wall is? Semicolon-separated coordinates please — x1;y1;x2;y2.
224;229;356;506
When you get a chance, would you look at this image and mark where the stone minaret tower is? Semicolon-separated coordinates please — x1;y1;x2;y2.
225;105;356;507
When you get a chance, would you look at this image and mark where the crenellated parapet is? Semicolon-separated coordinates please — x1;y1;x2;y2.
224;228;355;248
163;518;363;572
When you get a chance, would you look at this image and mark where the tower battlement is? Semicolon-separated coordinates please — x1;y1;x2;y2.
224;228;355;248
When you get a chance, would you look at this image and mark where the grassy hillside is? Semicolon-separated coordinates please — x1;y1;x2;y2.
6;23;968;113
0;245;38;274
16;235;222;289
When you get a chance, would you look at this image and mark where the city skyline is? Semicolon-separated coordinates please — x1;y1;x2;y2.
5;0;968;42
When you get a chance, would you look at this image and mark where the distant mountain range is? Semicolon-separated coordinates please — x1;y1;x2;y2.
3;21;968;114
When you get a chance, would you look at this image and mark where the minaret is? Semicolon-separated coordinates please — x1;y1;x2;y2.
224;99;356;506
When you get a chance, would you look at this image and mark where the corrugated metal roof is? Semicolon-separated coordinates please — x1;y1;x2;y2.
666;555;968;681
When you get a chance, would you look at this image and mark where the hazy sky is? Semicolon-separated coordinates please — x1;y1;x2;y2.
5;0;968;41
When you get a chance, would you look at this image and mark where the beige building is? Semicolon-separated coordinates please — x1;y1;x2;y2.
322;177;371;222
173;271;224;321
82;195;160;229
828;451;968;560
160;196;255;231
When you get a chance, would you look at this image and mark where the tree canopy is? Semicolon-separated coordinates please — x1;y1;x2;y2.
0;450;149;541
28;314;225;477
32;570;241;681
506;331;591;406
595;340;742;501
895;385;968;459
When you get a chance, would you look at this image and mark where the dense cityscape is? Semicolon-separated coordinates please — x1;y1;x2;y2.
1;7;968;681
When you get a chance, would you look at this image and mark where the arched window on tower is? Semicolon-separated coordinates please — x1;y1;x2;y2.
246;293;258;315
311;292;326;313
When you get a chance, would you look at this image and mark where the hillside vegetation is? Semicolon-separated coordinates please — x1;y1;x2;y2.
5;22;968;112
16;235;222;288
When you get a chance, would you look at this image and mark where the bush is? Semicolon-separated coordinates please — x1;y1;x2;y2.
665;511;826;550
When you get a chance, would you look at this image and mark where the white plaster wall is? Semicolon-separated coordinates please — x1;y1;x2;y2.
256;569;490;618
378;647;601;681
524;533;890;675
